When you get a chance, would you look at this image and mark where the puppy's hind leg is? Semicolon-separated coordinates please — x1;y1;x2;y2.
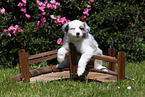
94;49;108;72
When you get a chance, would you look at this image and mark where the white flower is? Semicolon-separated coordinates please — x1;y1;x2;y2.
127;86;131;90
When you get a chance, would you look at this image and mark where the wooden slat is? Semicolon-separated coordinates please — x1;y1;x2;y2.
28;54;57;64
93;55;118;63
28;50;57;60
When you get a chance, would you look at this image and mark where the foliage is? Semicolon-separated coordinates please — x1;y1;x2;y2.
0;0;145;67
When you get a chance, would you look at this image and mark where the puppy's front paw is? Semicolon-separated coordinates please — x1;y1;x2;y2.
77;67;85;77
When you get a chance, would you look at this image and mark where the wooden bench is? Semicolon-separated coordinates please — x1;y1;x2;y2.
11;43;128;83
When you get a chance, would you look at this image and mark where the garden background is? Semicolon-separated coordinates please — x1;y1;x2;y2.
0;0;145;67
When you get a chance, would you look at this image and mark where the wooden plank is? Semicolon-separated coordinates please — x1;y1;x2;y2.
28;50;57;60
21;52;30;83
28;54;57;64
118;52;126;80
93;55;118;63
108;48;116;71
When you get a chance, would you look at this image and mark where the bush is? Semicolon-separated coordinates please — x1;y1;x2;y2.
0;0;145;67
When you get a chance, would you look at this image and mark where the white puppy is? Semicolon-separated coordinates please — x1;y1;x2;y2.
57;20;108;76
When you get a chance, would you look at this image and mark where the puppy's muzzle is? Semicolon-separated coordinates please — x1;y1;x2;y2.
76;32;80;37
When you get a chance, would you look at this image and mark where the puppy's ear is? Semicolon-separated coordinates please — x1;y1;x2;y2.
83;22;90;33
62;23;69;33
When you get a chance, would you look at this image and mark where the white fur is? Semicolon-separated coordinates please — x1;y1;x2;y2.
57;20;108;76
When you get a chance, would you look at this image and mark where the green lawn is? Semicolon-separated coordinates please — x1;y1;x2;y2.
0;61;145;97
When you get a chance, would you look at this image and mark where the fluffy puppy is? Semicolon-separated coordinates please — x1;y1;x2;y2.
57;20;108;76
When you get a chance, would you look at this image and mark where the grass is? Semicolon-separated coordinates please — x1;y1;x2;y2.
0;61;145;97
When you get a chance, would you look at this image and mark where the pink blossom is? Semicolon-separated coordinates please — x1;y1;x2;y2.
57;38;63;44
47;4;53;9
4;29;7;32
39;6;45;11
18;29;23;33
8;33;11;37
52;5;57;9
66;20;71;23
61;17;66;21
22;0;26;4
13;31;16;34
0;33;3;37
87;5;91;8
25;14;31;19
42;12;46;15
82;16;87;21
15;25;19;30
57;16;61;19
44;0;48;4
50;15;56;19
1;8;5;14
37;0;43;6
17;2;23;7
55;2;60;6
41;17;46;22
8;26;15;31
20;8;26;13
90;0;94;2
37;21;40;27
50;0;56;4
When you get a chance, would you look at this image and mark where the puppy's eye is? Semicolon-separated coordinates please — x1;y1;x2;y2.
70;28;75;30
80;27;85;30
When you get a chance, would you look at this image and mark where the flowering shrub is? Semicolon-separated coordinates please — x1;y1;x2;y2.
0;0;144;67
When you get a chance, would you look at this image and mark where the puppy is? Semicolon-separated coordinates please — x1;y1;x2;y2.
57;20;108;76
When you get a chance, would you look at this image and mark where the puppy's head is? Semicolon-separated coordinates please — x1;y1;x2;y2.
62;20;90;41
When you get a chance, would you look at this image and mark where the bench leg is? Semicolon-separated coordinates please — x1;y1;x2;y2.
118;52;126;80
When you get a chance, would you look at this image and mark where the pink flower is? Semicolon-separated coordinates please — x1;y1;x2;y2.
50;0;56;4
41;17;46;22
50;15;56;19
57;38;63;44
8;26;15;31
39;6;45;11
55;2;60;6
37;0;43;6
8;33;11;37
0;33;3;37
22;0;26;4
82;16;86;20
13;31;16;34
52;5;57;9
37;21;40;27
17;2;23;7
25;14;31;19
1;8;5;14
47;4;53;9
4;29;7;32
42;12;46;15
15;25;19;30
61;17;66;21
20;8;26;13
44;0;48;4
66;20;71;23
18;29;23;33
87;5;91;8
90;0;94;2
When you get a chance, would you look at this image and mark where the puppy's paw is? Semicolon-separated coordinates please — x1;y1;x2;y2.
77;67;85;77
57;57;65;64
95;65;108;72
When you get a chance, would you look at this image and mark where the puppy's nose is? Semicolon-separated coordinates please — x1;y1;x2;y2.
76;32;80;36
